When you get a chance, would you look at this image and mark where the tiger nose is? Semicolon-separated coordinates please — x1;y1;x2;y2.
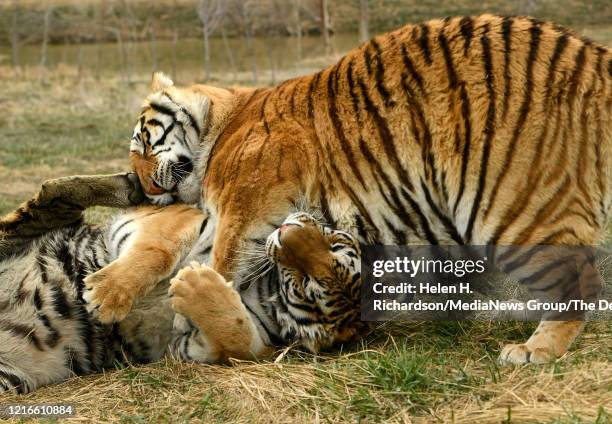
279;223;300;235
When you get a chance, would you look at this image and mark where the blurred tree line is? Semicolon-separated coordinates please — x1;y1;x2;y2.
2;0;610;46
0;0;609;82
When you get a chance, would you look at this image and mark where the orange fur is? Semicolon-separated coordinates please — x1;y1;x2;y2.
131;15;612;363
85;205;204;323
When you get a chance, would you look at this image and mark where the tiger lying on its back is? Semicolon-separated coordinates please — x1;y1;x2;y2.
0;174;364;393
122;14;611;364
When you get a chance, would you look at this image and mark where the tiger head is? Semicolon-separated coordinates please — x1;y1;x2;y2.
129;72;214;205
265;212;367;352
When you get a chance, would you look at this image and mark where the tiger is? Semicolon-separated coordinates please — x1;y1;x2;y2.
0;174;364;393
119;13;612;365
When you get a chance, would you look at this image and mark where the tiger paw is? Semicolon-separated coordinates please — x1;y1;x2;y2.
168;262;237;327
83;265;137;323
498;343;556;365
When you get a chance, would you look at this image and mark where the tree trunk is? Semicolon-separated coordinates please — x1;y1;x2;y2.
220;22;236;82
240;3;258;83
293;0;302;62
359;0;369;43
9;7;21;76
319;0;330;55
171;28;178;80
39;5;53;75
203;27;210;80
150;23;158;73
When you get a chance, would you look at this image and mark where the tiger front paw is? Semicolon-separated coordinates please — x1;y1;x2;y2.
498;343;556;365
168;262;238;328
83;265;137;323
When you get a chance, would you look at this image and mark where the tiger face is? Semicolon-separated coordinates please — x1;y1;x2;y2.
265;212;364;351
129;73;209;205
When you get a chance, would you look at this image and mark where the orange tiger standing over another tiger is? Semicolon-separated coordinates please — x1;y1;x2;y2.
125;14;612;364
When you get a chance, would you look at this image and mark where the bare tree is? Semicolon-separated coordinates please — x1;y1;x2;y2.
359;0;369;43
319;0;331;55
149;18;158;74
39;4;53;70
8;2;22;75
197;0;224;81
219;18;237;82
238;0;258;83
170;0;180;80
292;0;303;62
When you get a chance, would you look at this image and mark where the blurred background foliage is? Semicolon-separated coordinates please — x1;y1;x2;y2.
0;0;610;85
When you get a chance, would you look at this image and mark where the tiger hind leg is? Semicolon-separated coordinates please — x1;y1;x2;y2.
0;172;144;256
498;246;603;364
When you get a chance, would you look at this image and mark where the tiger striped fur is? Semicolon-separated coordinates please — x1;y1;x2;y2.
0;176;364;393
127;14;612;364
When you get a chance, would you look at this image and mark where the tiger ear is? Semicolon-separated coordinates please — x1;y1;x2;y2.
150;72;174;92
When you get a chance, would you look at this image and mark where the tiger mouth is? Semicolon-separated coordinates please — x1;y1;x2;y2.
148;178;178;195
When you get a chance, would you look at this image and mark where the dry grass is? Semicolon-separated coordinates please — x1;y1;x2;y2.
1;67;611;423
0;322;610;422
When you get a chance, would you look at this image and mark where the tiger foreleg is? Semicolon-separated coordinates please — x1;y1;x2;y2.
499;320;585;364
498;250;602;364
168;262;272;363
84;205;204;323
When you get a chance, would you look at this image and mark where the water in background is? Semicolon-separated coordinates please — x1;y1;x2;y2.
0;34;361;84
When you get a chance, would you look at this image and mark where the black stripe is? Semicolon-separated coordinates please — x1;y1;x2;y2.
260;90;272;134
501;17;513;122
163;92;201;137
370;39;394;107
33;288;43;310
400;43;425;94
417;23;433;65
327;67;368;190
56;242;75;281
420;179;464;244
382;217;408;245
116;231;132;253
459;16;474;56
438;29;458;89
0;370;25;394
149;102;176;119
364;45;374;76
151;121;175;147
346;59;360;114
452;85;472;216
482;21;540;230
198;218;208;235
39;313;61;348
400;188;438;244
357;78;414;192
145;118;164;128
111;221;135;246
354;214;370;242
567;44;587;130
359;137;418;233
544;33;569;106
75;304;96;369
307;72;322;119
465;27;496;242
50;285;72;318
37;254;49;283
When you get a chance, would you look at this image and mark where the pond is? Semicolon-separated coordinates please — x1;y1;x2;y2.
0;33;361;83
